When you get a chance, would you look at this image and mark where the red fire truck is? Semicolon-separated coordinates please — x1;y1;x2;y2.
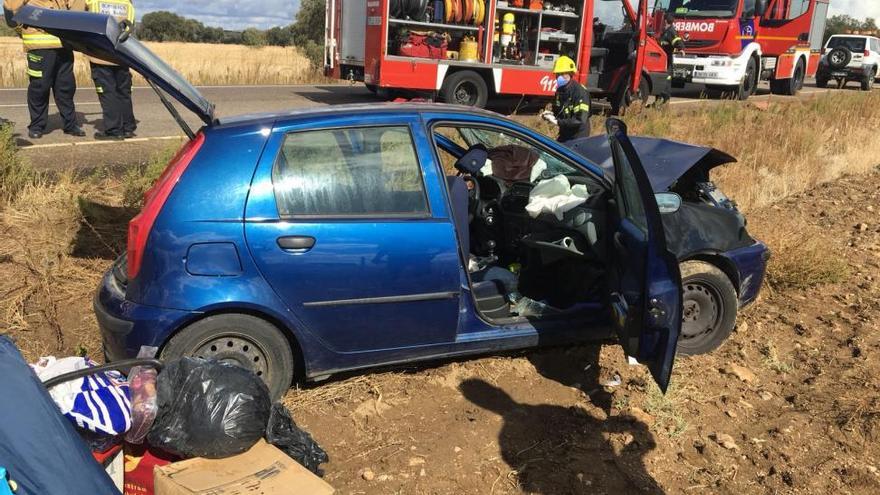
325;0;670;112
652;0;830;99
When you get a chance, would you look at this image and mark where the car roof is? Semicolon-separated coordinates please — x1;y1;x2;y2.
215;102;506;129
828;34;873;40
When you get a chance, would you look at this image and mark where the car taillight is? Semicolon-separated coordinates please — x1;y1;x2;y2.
865;50;871;57
127;132;205;279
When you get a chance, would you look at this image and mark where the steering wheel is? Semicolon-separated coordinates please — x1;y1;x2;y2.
461;175;480;223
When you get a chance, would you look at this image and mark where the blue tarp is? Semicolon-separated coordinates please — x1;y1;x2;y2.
565;136;736;192
0;336;120;495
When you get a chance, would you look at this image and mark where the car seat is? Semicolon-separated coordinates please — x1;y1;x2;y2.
447;175;516;319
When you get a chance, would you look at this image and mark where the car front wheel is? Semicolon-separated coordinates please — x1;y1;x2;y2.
676;261;739;356
161;314;295;400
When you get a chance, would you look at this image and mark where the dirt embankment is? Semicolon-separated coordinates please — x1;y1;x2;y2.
279;170;880;495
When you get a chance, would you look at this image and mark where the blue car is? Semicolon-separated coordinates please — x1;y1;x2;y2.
20;7;768;399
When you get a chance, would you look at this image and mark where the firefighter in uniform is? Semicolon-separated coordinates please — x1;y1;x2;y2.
542;56;590;143
3;0;86;139
658;13;685;105
83;0;136;140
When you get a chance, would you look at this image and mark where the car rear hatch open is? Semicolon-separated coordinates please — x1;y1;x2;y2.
13;6;215;138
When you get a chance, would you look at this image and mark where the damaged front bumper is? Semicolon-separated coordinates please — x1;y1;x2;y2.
725;241;770;308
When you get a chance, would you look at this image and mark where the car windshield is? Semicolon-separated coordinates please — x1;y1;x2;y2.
454;127;581;179
827;37;866;52
655;0;739;18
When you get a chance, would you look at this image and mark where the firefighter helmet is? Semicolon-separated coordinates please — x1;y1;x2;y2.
552;55;577;74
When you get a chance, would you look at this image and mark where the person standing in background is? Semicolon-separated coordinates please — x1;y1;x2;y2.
3;0;86;140
83;0;136;140
657;13;685;105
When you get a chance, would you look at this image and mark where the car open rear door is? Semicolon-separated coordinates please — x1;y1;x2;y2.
13;6;214;135
606;118;682;392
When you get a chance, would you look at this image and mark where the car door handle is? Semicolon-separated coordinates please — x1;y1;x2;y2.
277;236;316;252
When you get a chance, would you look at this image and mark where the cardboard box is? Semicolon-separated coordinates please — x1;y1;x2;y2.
154;440;334;495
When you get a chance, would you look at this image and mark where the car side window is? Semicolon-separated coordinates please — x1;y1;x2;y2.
272;126;429;217
611;140;648;233
437;125;583;179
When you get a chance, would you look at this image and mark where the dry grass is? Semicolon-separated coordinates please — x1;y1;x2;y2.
0;37;324;87
516;91;880;212
0;121;36;204
752;216;849;290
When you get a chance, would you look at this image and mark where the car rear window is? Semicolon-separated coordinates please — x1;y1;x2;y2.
272;126;429;217
827;36;866;52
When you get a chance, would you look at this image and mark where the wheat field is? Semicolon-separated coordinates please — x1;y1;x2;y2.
0;37;323;87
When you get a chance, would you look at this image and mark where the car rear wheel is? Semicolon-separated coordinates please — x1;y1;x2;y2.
676;261;738;356
735;57;759;100
161;314;295;400
440;70;489;108
861;68;876;91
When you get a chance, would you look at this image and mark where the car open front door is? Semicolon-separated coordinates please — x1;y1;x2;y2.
606;118;682;392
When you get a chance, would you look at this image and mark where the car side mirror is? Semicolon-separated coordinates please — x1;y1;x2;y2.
655;192;682;214
755;0;768;17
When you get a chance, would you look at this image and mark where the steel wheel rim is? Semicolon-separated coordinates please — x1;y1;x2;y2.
454;81;478;105
193;333;270;378
680;281;723;344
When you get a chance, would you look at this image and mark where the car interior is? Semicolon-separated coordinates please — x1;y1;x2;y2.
434;124;610;321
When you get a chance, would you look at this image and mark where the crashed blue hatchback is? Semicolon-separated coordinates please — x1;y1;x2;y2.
18;6;768;399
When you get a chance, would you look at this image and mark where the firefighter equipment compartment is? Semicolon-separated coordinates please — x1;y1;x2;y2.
384;0;583;67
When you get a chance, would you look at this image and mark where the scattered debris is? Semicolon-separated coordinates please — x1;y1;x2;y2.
722;364;757;384
710;433;740;451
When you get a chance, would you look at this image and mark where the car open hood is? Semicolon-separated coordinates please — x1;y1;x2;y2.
565;136;736;192
13;6;215;128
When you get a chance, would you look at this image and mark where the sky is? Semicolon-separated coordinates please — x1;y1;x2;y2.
828;0;880;20
135;0;300;30
137;0;877;31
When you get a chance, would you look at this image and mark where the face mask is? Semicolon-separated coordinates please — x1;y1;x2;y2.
556;75;568;88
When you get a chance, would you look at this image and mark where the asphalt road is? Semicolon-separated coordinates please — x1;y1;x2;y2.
0;78;870;155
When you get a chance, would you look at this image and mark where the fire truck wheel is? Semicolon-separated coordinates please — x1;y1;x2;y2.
770;59;804;96
735;57;759;100
441;71;488;107
861;68;876;91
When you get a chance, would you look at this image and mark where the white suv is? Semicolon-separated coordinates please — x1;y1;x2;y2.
818;34;880;91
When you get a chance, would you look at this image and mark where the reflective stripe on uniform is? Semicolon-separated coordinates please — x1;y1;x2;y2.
672;37;683;44
95;86;104;93
22;33;62;45
27;68;42;78
27;53;43;62
573;103;589;112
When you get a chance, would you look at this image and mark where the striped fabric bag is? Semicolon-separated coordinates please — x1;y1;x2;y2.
31;356;132;436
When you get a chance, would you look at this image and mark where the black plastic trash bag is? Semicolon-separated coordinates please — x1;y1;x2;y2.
266;403;329;475
147;357;272;459
0;336;119;495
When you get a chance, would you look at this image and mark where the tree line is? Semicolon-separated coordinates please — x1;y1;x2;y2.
134;0;325;65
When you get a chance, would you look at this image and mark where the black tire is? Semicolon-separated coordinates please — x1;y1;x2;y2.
440;70;489;107
861;67;876;91
770;59;805;96
161;314;295;400
736;57;759;100
676;261;738;356
827;47;852;70
610;75;648;115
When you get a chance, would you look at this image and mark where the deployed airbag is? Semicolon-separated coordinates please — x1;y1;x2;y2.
526;175;589;220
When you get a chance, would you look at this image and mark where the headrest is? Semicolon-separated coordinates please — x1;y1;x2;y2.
454;144;489;175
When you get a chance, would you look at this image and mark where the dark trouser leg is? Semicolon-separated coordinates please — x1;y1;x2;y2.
115;67;136;133
91;63;123;136
52;48;78;132
660;65;673;102
25;49;52;133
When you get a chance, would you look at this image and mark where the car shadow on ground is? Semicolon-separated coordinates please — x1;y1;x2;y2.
459;345;665;494
71;199;136;260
